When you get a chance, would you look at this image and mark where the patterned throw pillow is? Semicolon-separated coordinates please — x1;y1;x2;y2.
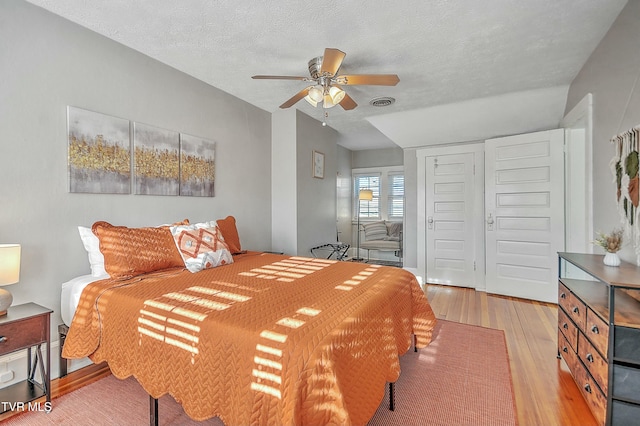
363;221;388;241
170;222;234;273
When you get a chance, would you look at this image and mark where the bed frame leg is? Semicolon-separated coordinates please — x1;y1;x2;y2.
389;382;395;411
414;334;418;353
150;396;158;426
58;324;69;377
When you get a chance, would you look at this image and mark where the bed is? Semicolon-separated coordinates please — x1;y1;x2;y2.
61;219;437;425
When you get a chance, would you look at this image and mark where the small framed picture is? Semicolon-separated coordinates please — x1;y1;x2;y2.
313;150;325;179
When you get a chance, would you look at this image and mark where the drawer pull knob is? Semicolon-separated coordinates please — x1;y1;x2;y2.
560;293;566;299
584;383;592;394
563;346;568;353
586;353;594;363
0;336;6;343
591;325;599;334
573;306;579;314
563;323;569;330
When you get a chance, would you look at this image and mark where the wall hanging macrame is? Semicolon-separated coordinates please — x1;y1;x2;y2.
610;125;640;263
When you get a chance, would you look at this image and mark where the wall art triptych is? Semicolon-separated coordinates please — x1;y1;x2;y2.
67;106;215;197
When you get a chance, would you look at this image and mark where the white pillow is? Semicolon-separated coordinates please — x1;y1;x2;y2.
170;221;233;273
78;226;108;277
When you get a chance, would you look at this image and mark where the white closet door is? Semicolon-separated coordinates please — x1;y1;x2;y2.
485;129;565;303
425;153;477;287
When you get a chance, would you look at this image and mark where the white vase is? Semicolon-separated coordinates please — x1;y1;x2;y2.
603;252;621;267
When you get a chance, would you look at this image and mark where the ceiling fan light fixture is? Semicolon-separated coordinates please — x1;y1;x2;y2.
304;95;317;107
328;86;345;104
308;85;324;103
323;94;337;109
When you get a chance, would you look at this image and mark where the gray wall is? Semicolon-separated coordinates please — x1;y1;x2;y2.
271;109;339;255
0;1;272;337
336;145;353;246
296;111;339;255
352;147;404;168
565;0;640;264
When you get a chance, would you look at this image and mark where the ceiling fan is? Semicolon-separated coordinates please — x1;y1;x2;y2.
252;48;400;111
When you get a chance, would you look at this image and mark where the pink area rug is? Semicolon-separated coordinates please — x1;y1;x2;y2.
5;320;516;425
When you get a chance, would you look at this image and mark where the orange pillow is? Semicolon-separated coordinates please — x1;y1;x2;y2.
216;216;242;254
92;221;186;279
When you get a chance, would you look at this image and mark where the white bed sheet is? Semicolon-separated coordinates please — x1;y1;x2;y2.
61;274;108;326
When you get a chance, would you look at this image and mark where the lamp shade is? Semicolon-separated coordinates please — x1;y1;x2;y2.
304;95;318;107
323;94;337;109
359;189;373;201
328;86;345;104
0;244;21;285
308;85;324;103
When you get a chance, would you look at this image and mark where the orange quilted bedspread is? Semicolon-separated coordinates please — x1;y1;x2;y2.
63;252;437;425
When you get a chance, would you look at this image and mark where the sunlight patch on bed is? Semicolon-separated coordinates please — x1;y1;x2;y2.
163;292;231;311
276;317;305;329
254;355;282;370
256;344;282;357
252;368;282;385
296;307;320;316
334;285;353;291
260;330;288;343
250;382;281;399
187;286;252;302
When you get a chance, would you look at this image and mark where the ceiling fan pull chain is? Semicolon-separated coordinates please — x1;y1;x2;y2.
322;111;329;127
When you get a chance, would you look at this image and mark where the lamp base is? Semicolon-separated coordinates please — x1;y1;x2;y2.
0;288;13;316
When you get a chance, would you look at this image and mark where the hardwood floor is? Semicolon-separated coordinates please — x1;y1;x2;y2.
426;284;597;426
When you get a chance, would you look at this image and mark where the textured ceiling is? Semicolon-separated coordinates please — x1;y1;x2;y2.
26;0;627;150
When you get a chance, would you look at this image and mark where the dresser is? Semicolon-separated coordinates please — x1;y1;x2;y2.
558;253;640;425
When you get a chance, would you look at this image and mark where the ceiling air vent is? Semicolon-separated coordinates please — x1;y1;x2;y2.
369;97;395;107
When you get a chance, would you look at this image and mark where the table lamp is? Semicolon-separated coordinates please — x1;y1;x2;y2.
0;244;21;316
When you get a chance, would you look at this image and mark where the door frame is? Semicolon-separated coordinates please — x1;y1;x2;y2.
561;93;593;254
417;143;485;290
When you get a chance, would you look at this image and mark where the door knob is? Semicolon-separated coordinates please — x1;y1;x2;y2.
487;213;494;231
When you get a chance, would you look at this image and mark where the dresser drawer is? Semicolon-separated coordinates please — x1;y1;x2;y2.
558;282;572;313
558;329;578;372
578;332;608;395
573;358;607;426
585;307;609;358
558;308;578;352
559;282;587;331
0;314;47;354
568;294;587;331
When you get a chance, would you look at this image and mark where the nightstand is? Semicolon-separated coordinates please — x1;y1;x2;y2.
0;303;52;414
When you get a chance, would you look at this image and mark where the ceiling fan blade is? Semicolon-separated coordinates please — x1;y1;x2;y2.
339;92;357;110
320;48;346;77
279;87;311;109
337;74;400;86
252;75;308;80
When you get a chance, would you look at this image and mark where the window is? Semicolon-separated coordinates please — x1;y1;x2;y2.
388;172;405;220
354;173;380;219
353;167;404;221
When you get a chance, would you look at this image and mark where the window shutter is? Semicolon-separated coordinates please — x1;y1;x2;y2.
388;173;404;219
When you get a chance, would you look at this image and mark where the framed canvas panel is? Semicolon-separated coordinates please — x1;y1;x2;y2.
313;150;325;179
133;122;180;196
179;133;215;197
67;106;131;194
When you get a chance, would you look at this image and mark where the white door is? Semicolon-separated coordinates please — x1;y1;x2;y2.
485;129;565;303
425;153;477;287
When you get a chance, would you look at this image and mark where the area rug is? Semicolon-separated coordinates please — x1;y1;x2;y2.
4;320;516;426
